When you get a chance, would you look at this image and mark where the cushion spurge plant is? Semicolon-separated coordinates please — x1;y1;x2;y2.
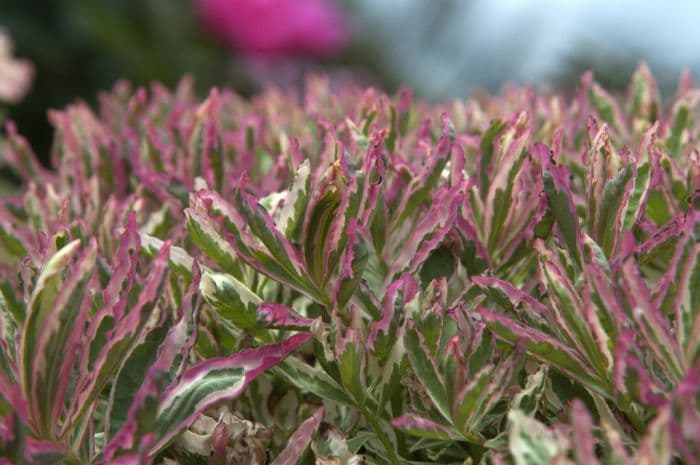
0;63;698;465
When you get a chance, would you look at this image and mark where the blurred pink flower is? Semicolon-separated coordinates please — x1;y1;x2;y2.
0;29;32;104
194;0;351;57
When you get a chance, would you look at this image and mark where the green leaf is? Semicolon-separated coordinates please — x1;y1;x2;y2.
665;102;690;159
480;309;608;397
107;323;169;439
511;366;548;416
541;161;583;271
185;209;244;280
539;252;611;377
507;410;560;465
303;187;341;285
392;414;459;441
337;329;366;405
622;126;656;231
275;356;354;406
152;334;310;453
419;246;457;290
479;120;507;200
270;406;324;465
404;324;451;421
199;271;262;332
596;164;634;257
21;239;97;437
0;222;27;260
278;159;311;240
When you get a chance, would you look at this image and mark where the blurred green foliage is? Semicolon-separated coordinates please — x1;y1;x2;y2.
1;0;232;161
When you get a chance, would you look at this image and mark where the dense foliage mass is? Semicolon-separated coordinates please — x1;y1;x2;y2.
0;64;698;465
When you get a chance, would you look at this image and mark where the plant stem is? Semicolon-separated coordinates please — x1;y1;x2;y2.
363;406;401;465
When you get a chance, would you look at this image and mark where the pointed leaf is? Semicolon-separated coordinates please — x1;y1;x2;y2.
200;271;262;331
392;414;459;441
152;333;311;453
270;407;324;465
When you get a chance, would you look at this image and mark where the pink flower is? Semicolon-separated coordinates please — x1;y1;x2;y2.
0;29;33;104
194;0;351;58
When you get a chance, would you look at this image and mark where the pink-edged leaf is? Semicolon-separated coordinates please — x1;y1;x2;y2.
617;246;684;383
627;62;660;124
336;326;366;404
650;213;700;364
393;113;453;227
20;239;82;395
537;244;613;377
436;335;465;415
483;111;532;254
368;274;417;361
404;320;451;421
275;356;354;406
669;369;700;464
596;160;635;257
507;410;561;465
455;216;492;276
1;122;50;184
199;271;261;332
406;186;465;274
582;235;626;335
631;405;673;465
189;88;224;192
677;241;700;365
534;143;584;270
636;213;692;261
19;238;96;437
64;242;172;437
31;239;96;437
392;414;460;441
479;307;609;396
104;265;203;458
589;80;630;139
106;264;203;441
257;302;315;331
664;95;694;159
470;275;549;324
235;188;306;279
277;159;311;240
270;406;324;465
333;219;369;308
569;400;602;465
622;124;657;231
103;212;140;322
454;347;522;434
0;372;26;422
300;161;343;285
322;144;381;284
585;120;613;232
613;329;666;407
22;438;67;465
357;134;386;229
195;189;327;305
477;119;508;201
185;207;244;281
150;333;311;453
389;183;462;277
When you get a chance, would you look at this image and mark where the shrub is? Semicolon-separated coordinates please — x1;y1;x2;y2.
0;64;698;464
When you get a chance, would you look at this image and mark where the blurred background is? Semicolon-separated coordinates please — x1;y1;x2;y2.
2;0;700;163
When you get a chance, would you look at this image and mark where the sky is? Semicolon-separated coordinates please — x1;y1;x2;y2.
350;0;700;98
